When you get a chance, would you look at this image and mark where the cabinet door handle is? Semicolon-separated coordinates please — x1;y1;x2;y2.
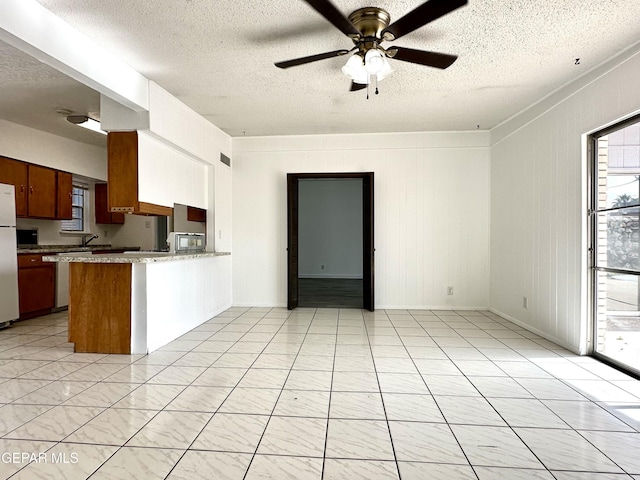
30;258;37;262
29;186;33;194
20;185;24;194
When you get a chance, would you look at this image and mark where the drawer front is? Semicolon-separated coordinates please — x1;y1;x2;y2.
18;254;46;268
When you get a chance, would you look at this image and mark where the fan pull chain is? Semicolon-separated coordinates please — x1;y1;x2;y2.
375;74;379;95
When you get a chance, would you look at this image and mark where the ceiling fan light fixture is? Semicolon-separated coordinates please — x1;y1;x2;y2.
375;56;393;82
66;115;106;135
364;49;385;74
342;52;392;85
342;54;365;79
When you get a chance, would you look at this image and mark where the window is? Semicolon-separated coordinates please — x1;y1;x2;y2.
589;114;640;376
61;185;88;232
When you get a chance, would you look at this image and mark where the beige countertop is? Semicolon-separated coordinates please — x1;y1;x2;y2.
18;245;141;254
43;251;231;264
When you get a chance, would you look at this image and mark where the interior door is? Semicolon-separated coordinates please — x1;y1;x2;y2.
287;174;299;310
287;172;374;311
362;173;374;311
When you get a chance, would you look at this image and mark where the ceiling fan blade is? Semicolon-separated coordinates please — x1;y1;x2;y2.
302;0;361;37
275;49;350;69
350;81;367;92
387;46;457;69
382;0;467;41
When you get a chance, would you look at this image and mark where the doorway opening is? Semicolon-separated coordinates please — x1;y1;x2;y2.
298;178;363;308
589;114;640;377
287;172;374;311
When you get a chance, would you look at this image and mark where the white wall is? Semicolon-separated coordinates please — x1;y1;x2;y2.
0;119;106;180
137;131;208;209
298;178;362;278
148;82;231;165
101;214;157;251
213;162;232;253
232;131;490;309
489;45;640;353
134;255;232;353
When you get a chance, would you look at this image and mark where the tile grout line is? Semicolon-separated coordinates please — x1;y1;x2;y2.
238;307;317;480
432;310;568;478
363;309;405;480
159;306;279;479
95;306;252;478
387;309;481;480
138;306;255;478
317;309;338;480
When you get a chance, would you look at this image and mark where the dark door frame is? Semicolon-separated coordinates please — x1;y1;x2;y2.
287;172;375;311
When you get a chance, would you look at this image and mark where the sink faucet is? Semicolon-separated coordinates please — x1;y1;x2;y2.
82;234;99;247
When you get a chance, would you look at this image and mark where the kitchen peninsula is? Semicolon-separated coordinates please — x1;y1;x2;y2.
44;251;231;354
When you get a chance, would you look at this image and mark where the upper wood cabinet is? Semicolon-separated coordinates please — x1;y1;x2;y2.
56;171;73;220
0;156;76;220
27;164;57;219
107;131;173;216
0;156;28;216
95;183;125;224
187;206;206;222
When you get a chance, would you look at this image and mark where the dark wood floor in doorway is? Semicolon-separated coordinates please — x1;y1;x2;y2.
298;278;363;308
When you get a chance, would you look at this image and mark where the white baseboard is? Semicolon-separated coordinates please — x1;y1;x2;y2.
376;305;489;311
488;307;581;355
232;303;488;311
298;274;363;279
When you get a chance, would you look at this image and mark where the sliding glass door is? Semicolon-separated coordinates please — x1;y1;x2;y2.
590;116;640;375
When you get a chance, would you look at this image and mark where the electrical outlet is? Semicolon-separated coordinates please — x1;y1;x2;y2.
523;296;528;309
447;286;454;295
218;229;222;239
144;220;151;229
103;230;108;238
321;265;325;270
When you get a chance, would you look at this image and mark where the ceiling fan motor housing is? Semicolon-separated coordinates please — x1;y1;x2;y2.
348;7;390;40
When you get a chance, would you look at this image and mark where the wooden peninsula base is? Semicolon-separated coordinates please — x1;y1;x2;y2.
69;263;133;354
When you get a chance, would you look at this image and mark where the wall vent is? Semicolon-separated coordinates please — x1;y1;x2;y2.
220;153;231;167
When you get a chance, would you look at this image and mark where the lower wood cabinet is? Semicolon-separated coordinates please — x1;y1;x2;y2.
18;254;55;319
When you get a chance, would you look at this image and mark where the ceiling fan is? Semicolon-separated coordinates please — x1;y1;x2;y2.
275;0;468;92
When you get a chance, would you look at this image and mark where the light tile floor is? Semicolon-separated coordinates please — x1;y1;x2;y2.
0;308;639;479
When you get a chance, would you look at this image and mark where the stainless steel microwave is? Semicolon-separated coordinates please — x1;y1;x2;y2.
167;232;206;254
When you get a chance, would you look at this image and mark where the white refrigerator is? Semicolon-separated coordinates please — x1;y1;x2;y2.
0;183;19;326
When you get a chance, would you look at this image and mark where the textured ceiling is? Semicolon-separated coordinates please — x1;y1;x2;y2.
2;0;640;139
0;41;103;147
